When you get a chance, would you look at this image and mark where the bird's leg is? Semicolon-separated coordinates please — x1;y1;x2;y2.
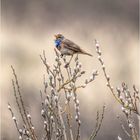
76;54;79;60
74;54;79;62
64;55;73;68
68;55;73;65
60;54;63;58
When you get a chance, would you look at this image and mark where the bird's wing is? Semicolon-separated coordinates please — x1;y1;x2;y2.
62;39;82;52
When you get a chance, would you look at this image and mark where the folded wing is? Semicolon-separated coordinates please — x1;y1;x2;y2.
62;39;82;52
62;39;93;56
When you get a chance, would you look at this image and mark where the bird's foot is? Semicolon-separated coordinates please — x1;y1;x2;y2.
60;54;63;58
64;62;69;68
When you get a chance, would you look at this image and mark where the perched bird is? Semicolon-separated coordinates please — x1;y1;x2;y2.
54;34;93;57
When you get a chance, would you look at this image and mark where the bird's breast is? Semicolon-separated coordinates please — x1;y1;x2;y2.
54;40;60;51
60;47;74;55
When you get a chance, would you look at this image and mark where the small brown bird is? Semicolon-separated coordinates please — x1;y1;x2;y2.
54;34;93;57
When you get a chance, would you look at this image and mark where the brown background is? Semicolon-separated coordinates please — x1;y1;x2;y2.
1;0;139;139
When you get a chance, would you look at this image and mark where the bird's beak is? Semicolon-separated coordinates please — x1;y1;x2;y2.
54;34;58;38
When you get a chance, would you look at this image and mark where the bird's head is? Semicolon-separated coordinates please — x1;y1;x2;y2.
54;34;64;40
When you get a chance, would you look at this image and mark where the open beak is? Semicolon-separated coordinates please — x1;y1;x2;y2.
54;34;58;38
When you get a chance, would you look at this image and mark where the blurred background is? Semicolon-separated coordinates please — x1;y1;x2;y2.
1;0;139;139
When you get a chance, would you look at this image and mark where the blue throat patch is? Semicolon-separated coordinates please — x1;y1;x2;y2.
55;39;62;48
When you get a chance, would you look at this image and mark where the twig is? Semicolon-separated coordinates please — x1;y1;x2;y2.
89;105;105;140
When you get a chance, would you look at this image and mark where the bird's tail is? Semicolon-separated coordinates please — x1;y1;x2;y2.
83;52;93;57
81;50;93;57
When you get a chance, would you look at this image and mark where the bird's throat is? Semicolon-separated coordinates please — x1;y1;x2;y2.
55;39;62;49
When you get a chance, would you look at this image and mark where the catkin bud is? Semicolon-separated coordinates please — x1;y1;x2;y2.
121;107;125;112
57;77;61;81
90;76;93;81
27;114;31;119
75;115;78;121
45;99;49;105
47;62;50;68
78;120;81;125
32;126;35;130
19;136;22;140
96;43;99;47
67;94;71;100
49;75;53;80
128;98;131;102
119;96;123;100
12;116;16;121
26;131;29;135
106;75;110;81
128;104;133;108
55;56;59;62
75;106;79;112
98;56;101;60
44;121;47;125
124;109;129;115
8;105;11;110
124;101;128;107
73;97;76;101
102;64;105;69
19;129;23;134
54;95;58;102
50;116;54;121
76;99;79;105
78;63;82;68
41;109;45;116
83;84;87;88
128;123;133;129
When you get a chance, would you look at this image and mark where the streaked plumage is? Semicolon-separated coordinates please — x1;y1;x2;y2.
54;34;93;57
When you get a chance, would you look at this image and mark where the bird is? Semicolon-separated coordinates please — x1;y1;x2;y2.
54;34;93;57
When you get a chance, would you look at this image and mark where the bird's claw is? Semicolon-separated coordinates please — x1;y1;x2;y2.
60;54;63;58
64;62;69;68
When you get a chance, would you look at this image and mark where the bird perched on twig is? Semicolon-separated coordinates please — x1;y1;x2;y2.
54;34;93;58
